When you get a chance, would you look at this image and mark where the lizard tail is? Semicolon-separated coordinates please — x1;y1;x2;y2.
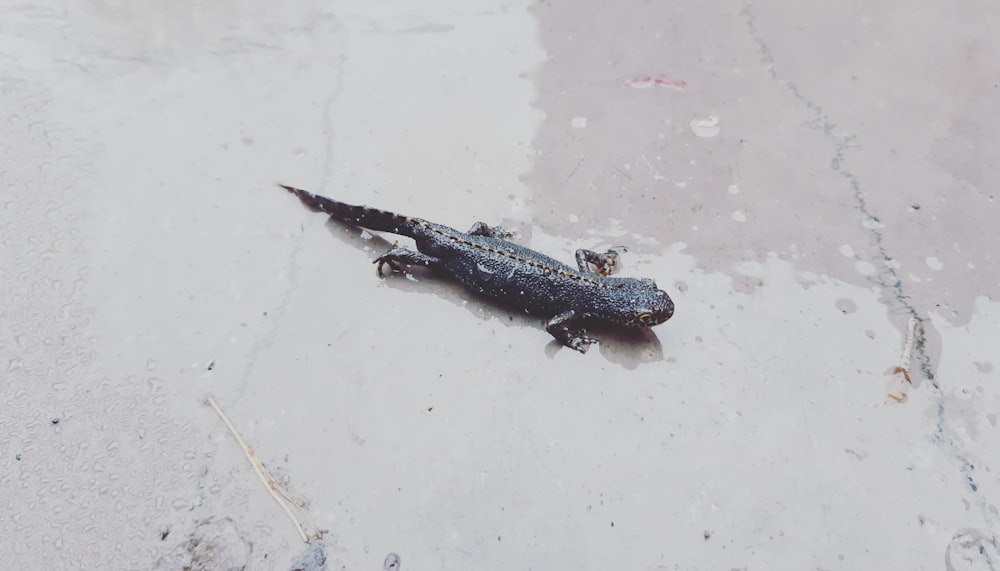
279;184;420;238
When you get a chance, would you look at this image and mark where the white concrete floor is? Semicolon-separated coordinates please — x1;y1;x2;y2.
2;1;998;569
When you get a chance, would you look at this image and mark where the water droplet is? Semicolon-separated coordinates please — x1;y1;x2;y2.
855;261;876;275
690;116;720;137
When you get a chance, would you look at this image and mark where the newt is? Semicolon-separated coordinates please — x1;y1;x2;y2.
280;185;674;352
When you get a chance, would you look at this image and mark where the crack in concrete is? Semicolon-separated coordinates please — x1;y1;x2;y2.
741;1;997;558
740;4;931;381
235;22;351;400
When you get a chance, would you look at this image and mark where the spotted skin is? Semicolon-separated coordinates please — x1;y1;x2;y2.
280;185;674;353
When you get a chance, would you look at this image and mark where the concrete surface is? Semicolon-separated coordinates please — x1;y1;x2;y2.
2;0;998;569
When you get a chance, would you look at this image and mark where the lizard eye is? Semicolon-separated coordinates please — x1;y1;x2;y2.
636;312;654;325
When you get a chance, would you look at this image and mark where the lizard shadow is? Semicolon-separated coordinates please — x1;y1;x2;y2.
548;322;664;369
323;219;666;369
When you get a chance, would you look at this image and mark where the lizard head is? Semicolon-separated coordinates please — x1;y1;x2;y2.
629;286;674;327
594;279;674;327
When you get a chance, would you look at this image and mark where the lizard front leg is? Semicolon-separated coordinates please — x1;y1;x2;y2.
466;221;517;240
545;309;596;353
575;246;628;277
374;243;442;277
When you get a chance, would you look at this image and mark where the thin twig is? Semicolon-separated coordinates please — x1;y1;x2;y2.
893;316;919;384
207;397;309;542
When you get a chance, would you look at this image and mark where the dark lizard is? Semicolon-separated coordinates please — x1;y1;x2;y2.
279;185;674;353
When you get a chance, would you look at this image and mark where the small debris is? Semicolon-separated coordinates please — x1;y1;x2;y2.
290;539;329;571
890;367;910;384
383;553;401;570
207;360;216;371
161;517;249;570
51;418;60;425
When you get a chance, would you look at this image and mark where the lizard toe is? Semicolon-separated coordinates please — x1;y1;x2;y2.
568;334;597;353
374;257;401;278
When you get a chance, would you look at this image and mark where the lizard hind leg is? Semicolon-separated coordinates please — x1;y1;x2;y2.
575;246;629;277
466;221;518;240
374;243;442;278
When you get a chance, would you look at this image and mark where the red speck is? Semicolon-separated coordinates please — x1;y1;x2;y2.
624;75;687;90
655;78;687;88
427;407;433;412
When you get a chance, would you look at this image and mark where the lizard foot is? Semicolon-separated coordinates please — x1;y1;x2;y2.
374;257;402;278
576;246;629;277
546;309;597;353
466;221;518;240
565;332;597;354
374;244;442;278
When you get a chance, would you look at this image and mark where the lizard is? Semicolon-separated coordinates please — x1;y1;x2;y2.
279;184;674;353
